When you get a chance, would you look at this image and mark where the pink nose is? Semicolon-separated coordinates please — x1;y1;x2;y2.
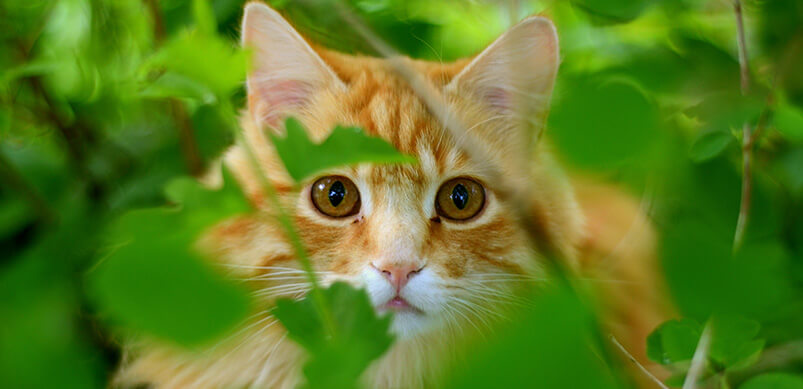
373;263;423;291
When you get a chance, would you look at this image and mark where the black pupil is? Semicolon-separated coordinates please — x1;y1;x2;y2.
328;181;346;207
451;183;469;210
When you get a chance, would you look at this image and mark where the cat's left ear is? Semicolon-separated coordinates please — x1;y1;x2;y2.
241;2;345;129
446;16;559;126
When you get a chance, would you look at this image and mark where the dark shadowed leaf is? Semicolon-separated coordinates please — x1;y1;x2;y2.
740;373;803;389
571;0;650;24
689;130;734;162
272;282;394;389
269;117;417;182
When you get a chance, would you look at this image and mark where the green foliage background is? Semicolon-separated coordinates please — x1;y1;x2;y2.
1;0;802;388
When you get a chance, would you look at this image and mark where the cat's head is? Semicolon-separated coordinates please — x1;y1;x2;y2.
227;2;583;338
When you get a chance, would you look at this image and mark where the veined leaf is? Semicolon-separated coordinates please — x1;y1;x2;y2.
269;117;417;183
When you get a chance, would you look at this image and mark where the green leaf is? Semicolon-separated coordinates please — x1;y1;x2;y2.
147;30;248;98
549;75;659;169
192;0;217;36
272;282;394;389
647;318;702;365
740;373;803;389
88;168;252;347
774;104;803;142
689;131;734;163
139;72;217;104
444;285;618;389
269;117;417;182
661;219;792;319
709;314;764;371
571;0;650;24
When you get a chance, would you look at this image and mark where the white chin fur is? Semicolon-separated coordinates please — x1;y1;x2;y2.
358;266;448;338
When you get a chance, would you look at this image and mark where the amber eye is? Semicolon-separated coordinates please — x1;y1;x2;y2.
435;177;485;221
311;176;361;218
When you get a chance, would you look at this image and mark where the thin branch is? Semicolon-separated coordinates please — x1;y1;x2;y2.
609;334;670;389
683;322;712;389
170;99;204;176
732;0;752;252
144;0;204;176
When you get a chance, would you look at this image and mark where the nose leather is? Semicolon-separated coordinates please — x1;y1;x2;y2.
373;262;423;292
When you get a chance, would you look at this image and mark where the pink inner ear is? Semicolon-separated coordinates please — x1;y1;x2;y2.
484;87;511;111
253;79;311;128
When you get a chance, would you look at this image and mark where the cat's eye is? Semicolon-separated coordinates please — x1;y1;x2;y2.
311;176;361;218
435;177;486;221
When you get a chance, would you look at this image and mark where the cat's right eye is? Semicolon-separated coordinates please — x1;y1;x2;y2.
311;176;361;218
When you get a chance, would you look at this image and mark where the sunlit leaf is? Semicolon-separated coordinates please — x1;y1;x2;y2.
444;285;618;389
272;282;394;389
89;169;251;346
709;314;764;371
647;318;701;365
269;117;417;182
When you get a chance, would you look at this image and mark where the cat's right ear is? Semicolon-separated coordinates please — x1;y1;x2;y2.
241;2;345;129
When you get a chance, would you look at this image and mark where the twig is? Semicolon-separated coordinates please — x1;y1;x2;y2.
732;0;752;252
144;0;205;176
609;334;670;389
683;322;712;389
170;99;204;176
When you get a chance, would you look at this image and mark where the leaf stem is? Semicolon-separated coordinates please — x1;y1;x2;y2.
609;334;669;389
683;321;712;389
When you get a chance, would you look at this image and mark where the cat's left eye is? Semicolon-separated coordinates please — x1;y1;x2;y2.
435;177;486;221
311;176;361;218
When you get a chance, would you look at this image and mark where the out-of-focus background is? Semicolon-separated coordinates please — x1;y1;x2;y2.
1;0;802;388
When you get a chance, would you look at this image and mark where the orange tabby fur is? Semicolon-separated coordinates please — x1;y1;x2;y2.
114;2;668;387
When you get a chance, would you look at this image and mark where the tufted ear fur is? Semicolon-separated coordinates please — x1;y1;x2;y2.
241;2;345;129
446;16;559;139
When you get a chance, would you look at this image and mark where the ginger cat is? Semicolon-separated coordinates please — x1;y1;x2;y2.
114;2;667;387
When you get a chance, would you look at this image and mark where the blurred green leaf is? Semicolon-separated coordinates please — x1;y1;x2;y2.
740;373;803;389
89;168;251;346
549;75;660;169
192;0;217;36
647;318;701;365
661;219;792;319
688;91;765;134
269;117;417;182
689;130;734;163
774;103;803;142
147;29;248;98
571;0;650;24
444;285;618;389
709;314;764;371
272;282;394;389
139;72;217;104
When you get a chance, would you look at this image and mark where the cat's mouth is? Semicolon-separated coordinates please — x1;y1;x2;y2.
380;295;423;314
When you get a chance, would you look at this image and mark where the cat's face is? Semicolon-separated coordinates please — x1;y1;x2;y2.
231;3;580;338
